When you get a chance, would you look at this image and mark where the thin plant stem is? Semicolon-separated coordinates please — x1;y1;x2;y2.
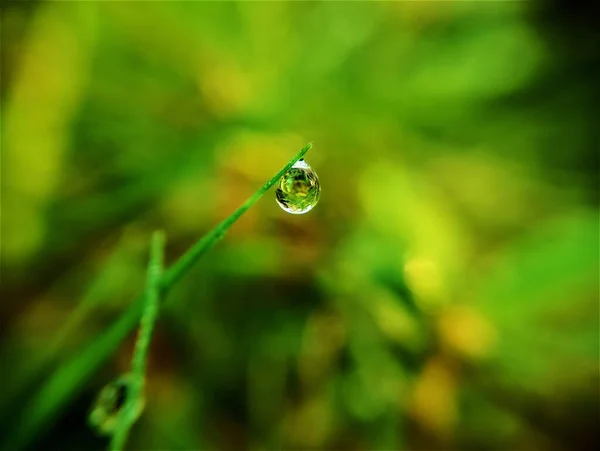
132;232;164;387
110;231;165;451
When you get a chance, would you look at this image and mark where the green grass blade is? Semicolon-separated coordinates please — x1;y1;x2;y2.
2;143;312;451
160;142;312;289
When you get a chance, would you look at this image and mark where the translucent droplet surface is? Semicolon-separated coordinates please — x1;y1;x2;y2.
88;374;144;436
275;159;320;214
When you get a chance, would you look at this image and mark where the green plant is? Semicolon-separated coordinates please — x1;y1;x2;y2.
109;230;165;451
3;143;312;451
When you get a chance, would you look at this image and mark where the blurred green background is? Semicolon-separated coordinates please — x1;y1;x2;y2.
1;1;598;450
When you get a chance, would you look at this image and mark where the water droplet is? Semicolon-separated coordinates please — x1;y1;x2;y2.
88;374;145;436
275;159;320;214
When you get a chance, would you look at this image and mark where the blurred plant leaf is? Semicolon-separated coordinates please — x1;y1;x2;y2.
477;210;599;389
1;233;145;416
1;300;143;451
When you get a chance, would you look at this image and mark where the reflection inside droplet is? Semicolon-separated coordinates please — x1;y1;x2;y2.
275;159;320;214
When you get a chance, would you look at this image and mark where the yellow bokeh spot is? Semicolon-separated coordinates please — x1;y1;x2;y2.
410;357;457;437
404;257;442;308
438;306;497;360
197;59;252;118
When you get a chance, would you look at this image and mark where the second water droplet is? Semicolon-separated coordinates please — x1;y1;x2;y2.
88;373;145;436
